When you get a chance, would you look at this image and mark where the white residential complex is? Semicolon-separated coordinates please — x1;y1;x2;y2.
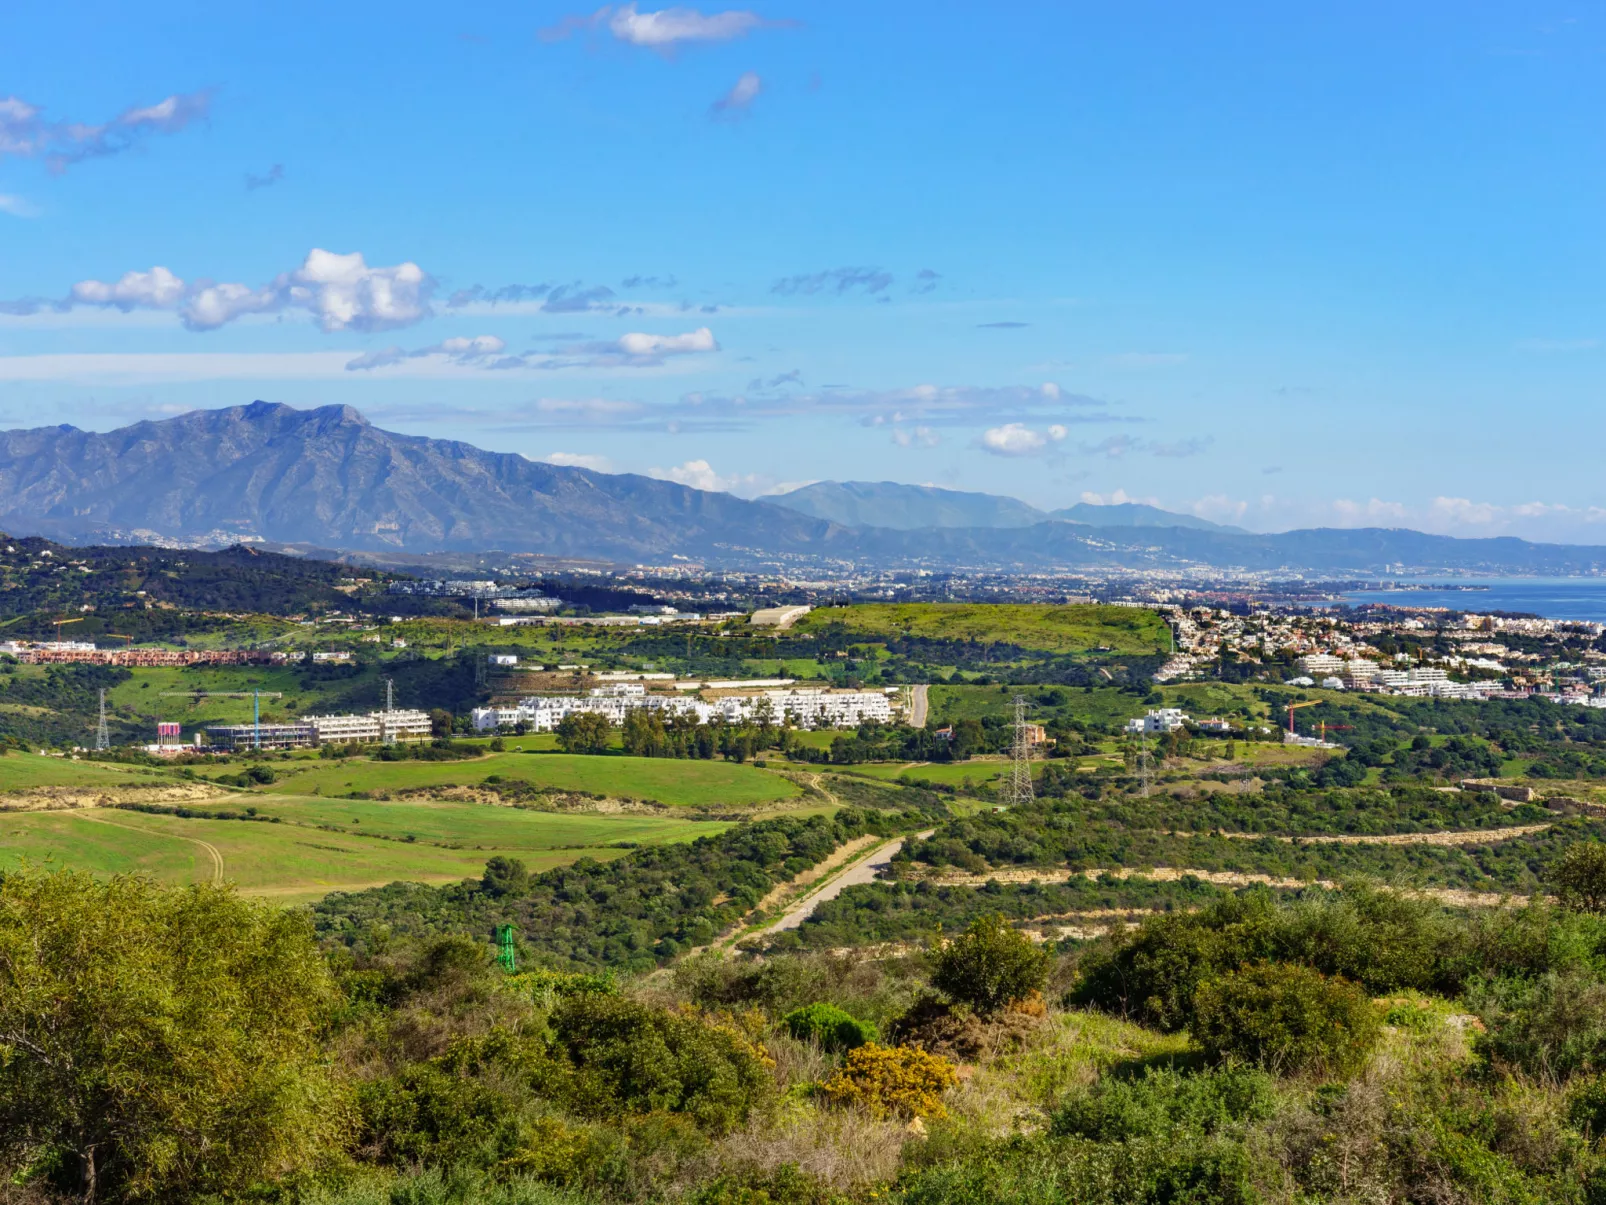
1125;708;1191;735
472;684;895;732
302;709;433;744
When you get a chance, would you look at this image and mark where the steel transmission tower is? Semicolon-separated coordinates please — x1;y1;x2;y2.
1137;727;1153;797
1003;694;1035;807
95;688;110;751
383;678;396;745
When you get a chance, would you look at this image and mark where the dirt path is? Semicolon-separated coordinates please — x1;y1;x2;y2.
908;684;929;729
1164;824;1551;847
764;829;935;934
919;865;1537;909
74;810;225;885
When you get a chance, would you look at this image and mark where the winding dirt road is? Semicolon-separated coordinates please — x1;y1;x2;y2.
73;810;225;885
765;829;934;933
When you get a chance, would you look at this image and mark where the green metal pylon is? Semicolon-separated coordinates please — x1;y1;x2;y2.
495;924;517;973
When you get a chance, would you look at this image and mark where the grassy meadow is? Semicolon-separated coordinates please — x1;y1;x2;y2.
256;751;803;807
795;602;1170;654
0;796;729;902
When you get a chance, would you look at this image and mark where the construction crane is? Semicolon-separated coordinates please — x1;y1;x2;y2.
1285;698;1321;735
159;690;284;751
1317;720;1352;743
52;616;83;640
106;634;133;647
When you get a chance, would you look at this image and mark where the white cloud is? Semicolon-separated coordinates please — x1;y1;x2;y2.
980;422;1067;457
0;89;211;171
646;457;798;498
1080;488;1160;507
0;193;39;218
61;248;435;333
539;452;614;472
609;4;766;46
1187;494;1249;523
541;4;776;50
891;425;940;449
711;71;762;117
70;267;186;311
1331;497;1411;525
615;327;717;357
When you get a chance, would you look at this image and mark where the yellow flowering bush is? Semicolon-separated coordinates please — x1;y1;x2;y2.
820;1042;958;1119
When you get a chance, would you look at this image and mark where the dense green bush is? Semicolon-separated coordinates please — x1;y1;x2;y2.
1556;842;1606;913
1050;1065;1277;1142
544;992;771;1133
1191;962;1380;1075
782;1002;879;1052
1472;971;1606;1080
932;913;1051;1012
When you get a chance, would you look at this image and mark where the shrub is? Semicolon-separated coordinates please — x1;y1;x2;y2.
820;1042;958;1119
1472;971;1606;1080
783;1003;879;1052
545;992;772;1133
1050;1065;1277;1142
1555;842;1606;913
1191;962;1380;1075
932;913;1051;1013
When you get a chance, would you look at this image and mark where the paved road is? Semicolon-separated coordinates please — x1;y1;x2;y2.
908;683;929;729
765;829;934;933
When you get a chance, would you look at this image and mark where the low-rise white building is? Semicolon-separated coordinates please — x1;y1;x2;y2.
471;686;893;733
302;708;433;744
1125;708;1191;735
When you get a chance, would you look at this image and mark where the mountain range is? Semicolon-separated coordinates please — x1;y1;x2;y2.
768;481;1242;533
1;402;1602;576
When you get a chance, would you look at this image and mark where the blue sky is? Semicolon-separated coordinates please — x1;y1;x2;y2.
1;2;1602;539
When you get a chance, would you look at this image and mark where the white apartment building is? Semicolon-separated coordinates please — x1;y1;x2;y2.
302;708;433;744
1296;653;1347;677
1125;708;1191;735
471;686;893;733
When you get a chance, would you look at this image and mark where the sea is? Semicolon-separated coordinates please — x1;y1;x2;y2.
1338;578;1606;624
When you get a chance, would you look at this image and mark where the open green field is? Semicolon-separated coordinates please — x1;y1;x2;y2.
795;602;1169;655
841;759;1012;787
258;751;803;808
190;794;725;849
0;798;727;901
0;753;172;791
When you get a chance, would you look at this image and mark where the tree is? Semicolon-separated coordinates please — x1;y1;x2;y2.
0;869;349;1203
1555;842;1606;913
555;710;612;755
621;708;667;757
481;855;530;897
1191;962;1380;1075
932;912;1051;1013
429;707;454;738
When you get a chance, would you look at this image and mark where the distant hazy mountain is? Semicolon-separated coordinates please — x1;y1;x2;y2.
2;404;1603;575
771;480;1242;534
769;481;1046;529
1050;501;1245;534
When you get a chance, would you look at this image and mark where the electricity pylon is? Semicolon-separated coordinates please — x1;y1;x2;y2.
1138;727;1153;797
1002;694;1035;807
95;688;110;751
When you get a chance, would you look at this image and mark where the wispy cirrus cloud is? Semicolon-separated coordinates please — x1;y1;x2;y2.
541;4;787;51
245;164;284;191
710;71;762;118
1082;434;1211;459
346;335;510;372
771;266;893;297
538;451;615;472
2;249;435;333
0;89;212;173
0;194;40;218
